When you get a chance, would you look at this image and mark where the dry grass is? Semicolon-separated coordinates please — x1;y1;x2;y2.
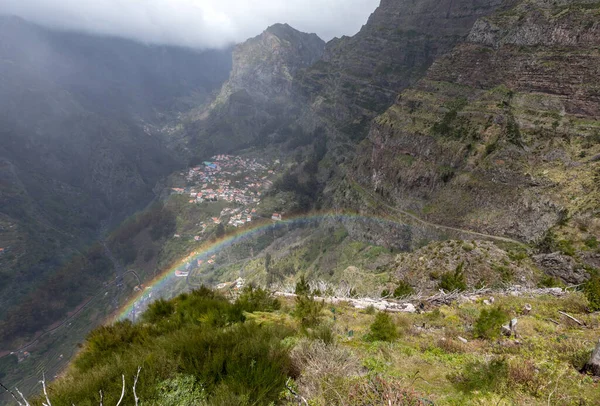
290;339;363;401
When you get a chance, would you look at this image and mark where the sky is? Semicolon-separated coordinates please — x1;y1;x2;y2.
0;0;381;48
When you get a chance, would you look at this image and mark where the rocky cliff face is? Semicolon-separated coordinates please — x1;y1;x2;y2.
218;23;325;102
183;24;325;155
294;0;517;144
348;0;600;247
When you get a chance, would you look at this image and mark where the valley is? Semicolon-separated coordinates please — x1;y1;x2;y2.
0;0;599;404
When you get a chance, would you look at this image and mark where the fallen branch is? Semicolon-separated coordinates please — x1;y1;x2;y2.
546;318;560;325
558;311;583;326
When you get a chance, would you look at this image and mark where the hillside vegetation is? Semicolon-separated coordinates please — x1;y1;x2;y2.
29;286;600;405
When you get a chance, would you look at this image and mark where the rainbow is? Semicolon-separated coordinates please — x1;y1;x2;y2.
113;210;409;321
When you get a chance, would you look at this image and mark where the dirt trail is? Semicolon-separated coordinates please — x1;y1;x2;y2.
349;177;526;246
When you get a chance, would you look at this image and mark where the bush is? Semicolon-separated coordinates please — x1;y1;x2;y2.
538;274;564;288
367;313;398;342
235;285;281;313
345;376;425;405
290;339;361;402
584;236;599;250
449;357;509;394
294;294;325;328
584;272;600;311
295;276;311;296
43;289;295;406
474;306;508;340
438;262;467;292
143;298;175;323
393;280;414;298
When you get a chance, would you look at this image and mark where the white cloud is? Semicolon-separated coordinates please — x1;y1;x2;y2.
0;0;381;48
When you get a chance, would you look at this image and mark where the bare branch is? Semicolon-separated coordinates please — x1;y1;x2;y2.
15;387;30;406
285;377;308;406
41;373;52;406
0;381;25;406
133;366;142;406
115;374;125;406
99;389;103;406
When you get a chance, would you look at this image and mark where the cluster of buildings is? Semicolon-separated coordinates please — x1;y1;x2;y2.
220;206;257;227
171;155;276;207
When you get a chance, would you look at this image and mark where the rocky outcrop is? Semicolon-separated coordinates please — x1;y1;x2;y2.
533;252;590;284
217;23;324;102
294;0;517;142
347;0;600;243
184;24;325;154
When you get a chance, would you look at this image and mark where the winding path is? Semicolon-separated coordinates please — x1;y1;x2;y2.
348;176;526;247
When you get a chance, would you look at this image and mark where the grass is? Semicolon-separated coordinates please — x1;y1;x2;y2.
25;287;600;406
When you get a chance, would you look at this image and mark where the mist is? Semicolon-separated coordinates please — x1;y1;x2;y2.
0;0;381;48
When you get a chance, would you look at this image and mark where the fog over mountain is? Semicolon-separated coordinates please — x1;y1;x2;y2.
0;0;380;48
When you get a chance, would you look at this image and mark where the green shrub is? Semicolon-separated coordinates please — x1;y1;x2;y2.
438;262;467;292
235;285;281;313
474;306;508;340
41;288;295;406
584;236;599;250
145;375;207;406
307;324;335;344
74;320;146;372
556;239;576;256
584;272;600;311
494;265;515;283
538;274;564;288
295;275;311;295
294;294;325;328
393;280;414;298
367;313;398;342
143;298;175;323
449;357;509;394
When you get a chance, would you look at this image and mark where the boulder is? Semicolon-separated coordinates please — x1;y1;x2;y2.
533;252;590;285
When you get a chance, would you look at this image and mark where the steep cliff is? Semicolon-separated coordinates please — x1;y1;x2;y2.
348;0;600;250
294;0;517;144
183;24;325;155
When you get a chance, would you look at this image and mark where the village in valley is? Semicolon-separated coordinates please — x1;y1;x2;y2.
168;153;285;242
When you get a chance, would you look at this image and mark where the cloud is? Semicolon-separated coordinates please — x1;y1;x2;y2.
0;0;380;48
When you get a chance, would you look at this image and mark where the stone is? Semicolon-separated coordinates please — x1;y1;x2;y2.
523;303;532;314
582;339;600;377
501;325;512;337
533;252;590;285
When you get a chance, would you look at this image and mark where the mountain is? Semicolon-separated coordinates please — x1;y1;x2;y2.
294;0;518;145
346;0;600;254
2;0;600;402
0;16;232;346
180;23;325;156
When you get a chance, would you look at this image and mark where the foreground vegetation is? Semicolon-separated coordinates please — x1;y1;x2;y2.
29;285;600;405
